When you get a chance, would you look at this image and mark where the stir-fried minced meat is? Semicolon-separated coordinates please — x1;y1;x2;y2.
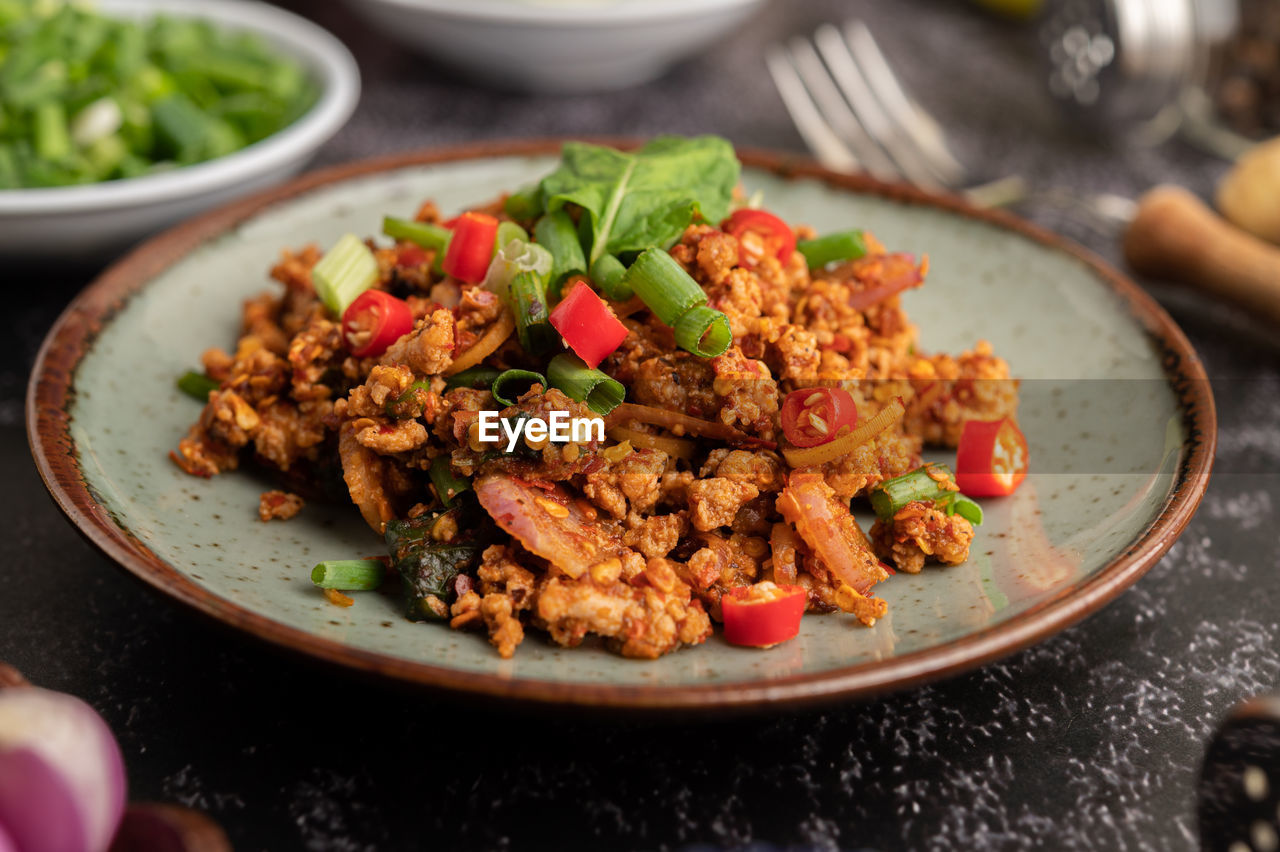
903;341;1019;447
869;500;975;574
172;174;1019;659
258;490;304;522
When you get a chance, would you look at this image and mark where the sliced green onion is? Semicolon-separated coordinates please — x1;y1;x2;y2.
383;216;450;251
504;184;542;220
869;464;981;525
491;369;546;407
495;220;529;252
443;365;502;392
508;270;557;354
311;559;384;591
176;370;219;401
150;93;209;161
622;248;707;326
483;240;555;353
673;305;731;358
311;233;379;317
590;253;630;301
797;229;867;269
33;101;70;161
950;493;984;526
535;210;587;298
547;353;625;416
429;455;470;508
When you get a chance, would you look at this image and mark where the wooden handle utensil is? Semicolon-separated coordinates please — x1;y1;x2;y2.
1124;185;1280;326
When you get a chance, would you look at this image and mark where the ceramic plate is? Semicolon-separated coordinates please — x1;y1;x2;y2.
28;141;1215;710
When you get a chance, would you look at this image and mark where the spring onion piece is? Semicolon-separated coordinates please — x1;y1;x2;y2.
429;456;470;508
590;253;630;301
869;464;982;525
491;369;546;407
950;493;985;525
547;353;625;416
383;216;450;251
176;370;219;401
673;304;732;358
312;234;379;317
443;365;502;392
496;221;530;252
621;248;708;326
33;101;70;161
534;210;587;297
310;559;385;591
504;184;542;220
508;269;558;353
796;229;868;269
0;684;127;852
483;240;555;353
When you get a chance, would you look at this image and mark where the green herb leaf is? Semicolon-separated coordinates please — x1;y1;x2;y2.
538;135;740;264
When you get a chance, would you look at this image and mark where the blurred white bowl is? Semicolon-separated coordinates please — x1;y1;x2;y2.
346;0;768;94
0;0;360;260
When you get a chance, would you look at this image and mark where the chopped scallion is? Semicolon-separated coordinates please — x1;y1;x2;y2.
621;248;708;327
491;369;546;407
547;353;625;416
383;216;450;251
496;220;529;253
673;304;732;358
797;229;867;269
176;370;219;401
534;210;587;298
869;464;982;525
590;253;630;301
311;559;385;591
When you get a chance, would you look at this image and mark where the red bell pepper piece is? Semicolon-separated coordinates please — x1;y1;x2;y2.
341;290;415;358
548;279;629;369
780;387;858;448
442;211;498;284
955;417;1029;497
722;209;796;267
721;582;807;647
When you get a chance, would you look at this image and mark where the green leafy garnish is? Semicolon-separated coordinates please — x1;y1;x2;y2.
538;135;739;265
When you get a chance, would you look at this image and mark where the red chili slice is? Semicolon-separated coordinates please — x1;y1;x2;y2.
548;279;629;369
442;211;498;284
341;290;415;358
955;417;1029;497
721;583;807;647
780;387;858;448
722;209;796;267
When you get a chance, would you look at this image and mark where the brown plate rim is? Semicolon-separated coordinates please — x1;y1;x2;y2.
26;138;1217;712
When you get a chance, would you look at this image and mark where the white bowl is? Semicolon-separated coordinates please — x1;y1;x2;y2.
345;0;768;94
0;0;360;260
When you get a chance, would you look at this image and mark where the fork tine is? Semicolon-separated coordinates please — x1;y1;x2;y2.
812;24;947;193
785;37;900;183
765;45;862;175
844;20;968;187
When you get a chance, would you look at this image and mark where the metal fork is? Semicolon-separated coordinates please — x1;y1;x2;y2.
767;20;1138;233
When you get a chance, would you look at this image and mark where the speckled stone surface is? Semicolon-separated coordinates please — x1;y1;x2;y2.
3;0;1277;849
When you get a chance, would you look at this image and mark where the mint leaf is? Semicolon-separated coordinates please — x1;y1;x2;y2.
539;135;740;263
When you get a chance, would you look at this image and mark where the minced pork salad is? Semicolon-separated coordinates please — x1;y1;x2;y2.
172;136;1028;658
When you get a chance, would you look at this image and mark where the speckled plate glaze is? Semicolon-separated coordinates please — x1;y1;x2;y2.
28;141;1215;711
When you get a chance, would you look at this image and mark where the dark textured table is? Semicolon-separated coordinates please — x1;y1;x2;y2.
5;1;1278;849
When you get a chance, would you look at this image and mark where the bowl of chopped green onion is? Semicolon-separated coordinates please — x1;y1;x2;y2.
0;0;360;258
